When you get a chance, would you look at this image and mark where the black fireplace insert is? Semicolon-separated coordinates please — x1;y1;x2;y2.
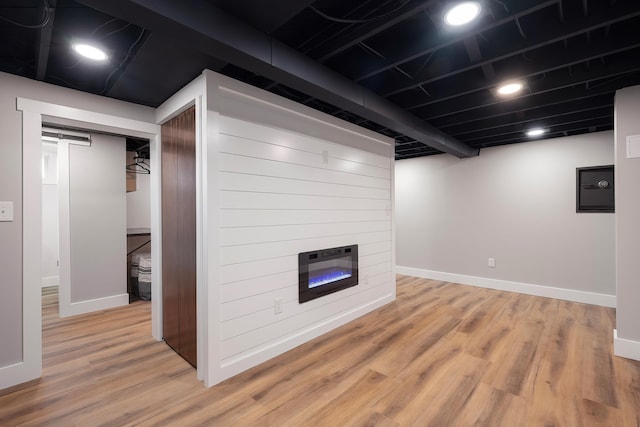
298;245;358;303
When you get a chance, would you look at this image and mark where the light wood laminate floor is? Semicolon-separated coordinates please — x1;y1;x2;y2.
1;275;639;426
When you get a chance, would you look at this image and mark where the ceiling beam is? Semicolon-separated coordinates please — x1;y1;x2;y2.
78;0;478;158
218;0;316;34
35;0;56;81
463;36;495;80
380;2;640;97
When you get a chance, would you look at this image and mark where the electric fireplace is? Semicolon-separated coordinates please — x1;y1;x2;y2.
298;245;358;303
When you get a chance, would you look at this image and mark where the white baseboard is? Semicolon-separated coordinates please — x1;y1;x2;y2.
41;276;59;288
0;360;41;392
214;293;395;386
61;293;129;318
614;329;640;361
396;266;616;308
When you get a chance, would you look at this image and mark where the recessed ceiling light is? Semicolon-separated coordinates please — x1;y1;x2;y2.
444;2;482;27
526;128;546;137
72;43;108;61
497;81;524;96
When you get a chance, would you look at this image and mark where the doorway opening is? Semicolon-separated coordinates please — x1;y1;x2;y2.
38;126;159;383
19;97;163;386
40;127;154;317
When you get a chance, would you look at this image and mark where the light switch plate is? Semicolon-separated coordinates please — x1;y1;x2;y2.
627;135;640;159
0;202;14;222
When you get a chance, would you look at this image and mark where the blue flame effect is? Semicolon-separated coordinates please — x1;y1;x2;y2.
309;269;352;289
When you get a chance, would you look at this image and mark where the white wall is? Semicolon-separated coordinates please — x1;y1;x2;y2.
178;70;397;385
67;135;127;305
126;164;151;229
396;131;615;305
42;143;59;287
614;85;640;360
217;116;393;365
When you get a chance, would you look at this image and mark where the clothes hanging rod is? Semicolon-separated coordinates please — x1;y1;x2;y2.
42;127;91;145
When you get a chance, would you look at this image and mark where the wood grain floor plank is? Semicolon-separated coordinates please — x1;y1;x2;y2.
392;353;488;426
1;278;639;426
614;355;640;427
372;340;464;419
300;368;392;427
341;409;399;427
581;325;619;408
452;382;526;427
525;312;584;426
369;314;461;377
482;317;546;396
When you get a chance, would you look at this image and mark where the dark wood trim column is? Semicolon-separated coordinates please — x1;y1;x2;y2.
161;106;197;367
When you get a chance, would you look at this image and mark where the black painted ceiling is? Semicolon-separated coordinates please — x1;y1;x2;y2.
2;0;639;159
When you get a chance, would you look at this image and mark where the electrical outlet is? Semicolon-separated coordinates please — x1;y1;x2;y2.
274;298;283;314
488;257;496;268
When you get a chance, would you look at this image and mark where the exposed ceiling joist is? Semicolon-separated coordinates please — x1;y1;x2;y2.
426;73;640;128
381;2;640;98
354;0;559;82
415;57;640;122
3;0;636;160
432;89;615;130
442;95;613;134
309;0;438;63
457;107;612;142
78;0;479;158
470;115;612;147
402;37;640;113
463;36;495;80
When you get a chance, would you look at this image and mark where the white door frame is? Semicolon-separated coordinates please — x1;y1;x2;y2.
15;97;162;386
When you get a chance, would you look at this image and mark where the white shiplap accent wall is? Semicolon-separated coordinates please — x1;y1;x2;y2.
217;115;394;368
